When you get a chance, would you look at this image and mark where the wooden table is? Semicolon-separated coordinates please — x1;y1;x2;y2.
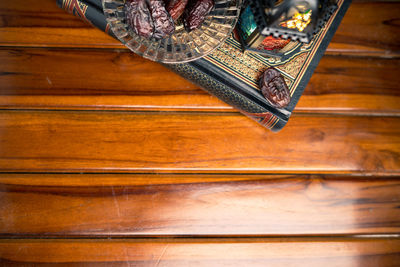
1;0;400;265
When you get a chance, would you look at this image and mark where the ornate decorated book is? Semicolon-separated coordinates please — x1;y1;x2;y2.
57;0;351;132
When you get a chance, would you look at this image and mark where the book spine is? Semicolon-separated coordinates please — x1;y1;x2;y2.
57;0;285;131
167;63;285;131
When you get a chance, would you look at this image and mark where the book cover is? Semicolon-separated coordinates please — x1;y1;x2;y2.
57;0;351;131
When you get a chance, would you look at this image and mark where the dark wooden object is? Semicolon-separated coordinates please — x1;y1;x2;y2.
0;0;399;265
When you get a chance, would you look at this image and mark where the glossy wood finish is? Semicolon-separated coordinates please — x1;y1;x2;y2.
0;49;399;114
1;174;400;236
1;0;400;265
1;238;400;266
0;111;399;174
1;1;399;57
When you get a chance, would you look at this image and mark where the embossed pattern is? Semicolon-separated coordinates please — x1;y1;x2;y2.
103;0;241;63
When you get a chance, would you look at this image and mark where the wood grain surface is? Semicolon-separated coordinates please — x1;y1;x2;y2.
1;0;400;265
1;0;399;57
1;238;400;266
1;174;400;236
0;48;398;113
0;111;399;174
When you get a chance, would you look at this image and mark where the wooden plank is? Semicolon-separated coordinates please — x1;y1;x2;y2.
0;48;398;114
327;1;400;57
0;0;87;28
0;174;400;236
0;48;201;96
1;1;399;57
298;56;400;115
1;238;400;266
0;111;399;174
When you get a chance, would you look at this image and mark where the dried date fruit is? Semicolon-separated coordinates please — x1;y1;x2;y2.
149;0;175;39
259;67;291;108
125;0;154;39
183;0;214;32
167;0;189;21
